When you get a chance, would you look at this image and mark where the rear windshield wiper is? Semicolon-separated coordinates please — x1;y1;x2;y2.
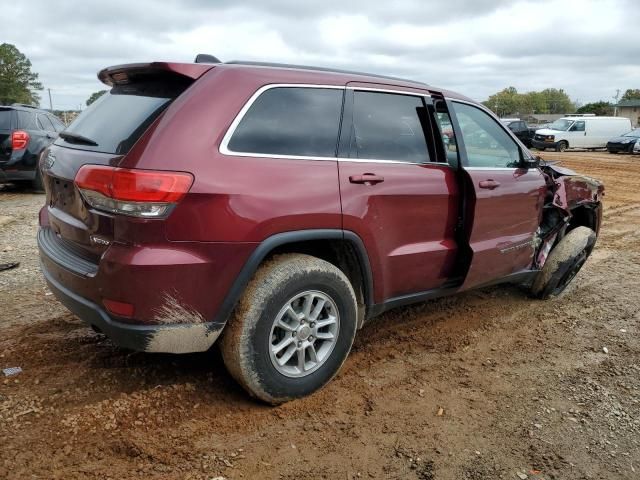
59;131;99;146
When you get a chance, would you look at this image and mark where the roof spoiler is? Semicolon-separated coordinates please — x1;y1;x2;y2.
98;61;215;86
194;54;221;64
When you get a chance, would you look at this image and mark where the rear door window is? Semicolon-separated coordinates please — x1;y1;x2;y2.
57;79;189;154
350;91;430;163
16;111;37;130
227;87;343;157
0;109;13;130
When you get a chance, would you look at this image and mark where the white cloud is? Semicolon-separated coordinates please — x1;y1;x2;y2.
2;0;638;109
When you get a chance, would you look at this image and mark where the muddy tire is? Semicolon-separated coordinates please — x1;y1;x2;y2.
220;254;358;404
556;141;568;152
531;226;596;299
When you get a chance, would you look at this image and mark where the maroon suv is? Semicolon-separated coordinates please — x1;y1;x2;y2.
38;58;603;403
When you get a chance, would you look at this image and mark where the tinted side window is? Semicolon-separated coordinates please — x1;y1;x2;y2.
351;91;430;163
228;87;343;157
16;111;37;130
451;102;521;168
0;109;13;129
37;114;55;131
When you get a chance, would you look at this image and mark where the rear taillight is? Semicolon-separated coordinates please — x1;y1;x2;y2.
11;130;30;150
74;165;193;218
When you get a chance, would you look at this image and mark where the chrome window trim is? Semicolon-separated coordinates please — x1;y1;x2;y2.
219;83;450;166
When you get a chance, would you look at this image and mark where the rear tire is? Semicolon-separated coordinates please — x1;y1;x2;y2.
220;253;358;404
531;226;596;299
556;141;568;152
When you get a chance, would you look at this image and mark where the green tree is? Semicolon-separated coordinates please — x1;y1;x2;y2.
576;101;613;116
0;43;43;105
483;87;575;116
482;87;522;116
86;90;107;106
539;88;574;114
621;89;640;101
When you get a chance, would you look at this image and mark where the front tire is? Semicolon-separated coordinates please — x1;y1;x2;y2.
220;254;358;404
531;226;596;299
556;141;568;152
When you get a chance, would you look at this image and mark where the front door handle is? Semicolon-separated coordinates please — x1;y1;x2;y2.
478;179;501;189
349;173;385;185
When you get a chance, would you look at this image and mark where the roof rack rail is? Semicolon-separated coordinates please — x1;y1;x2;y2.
564;113;596;117
224;60;429;87
194;54;221;64
11;103;38;109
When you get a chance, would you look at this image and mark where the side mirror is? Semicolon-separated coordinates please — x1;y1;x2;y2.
523;155;541;168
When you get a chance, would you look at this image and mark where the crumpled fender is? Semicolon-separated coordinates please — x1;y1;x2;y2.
545;164;605;213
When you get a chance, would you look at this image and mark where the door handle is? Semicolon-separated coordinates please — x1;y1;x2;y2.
349;173;385;185
478;179;500;189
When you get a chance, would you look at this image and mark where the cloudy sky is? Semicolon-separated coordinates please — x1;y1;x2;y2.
4;0;639;110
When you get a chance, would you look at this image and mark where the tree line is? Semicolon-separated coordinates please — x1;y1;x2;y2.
482;86;640;117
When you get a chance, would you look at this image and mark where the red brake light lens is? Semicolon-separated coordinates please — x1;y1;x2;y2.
75;165;193;203
74;165;193;218
11;130;30;150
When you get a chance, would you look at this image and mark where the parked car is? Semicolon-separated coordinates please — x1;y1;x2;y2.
532;115;632;152
500;119;534;147
606;128;640;154
0;104;65;190
37;58;604;404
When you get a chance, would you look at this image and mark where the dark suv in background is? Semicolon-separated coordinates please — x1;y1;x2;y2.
0;104;65;190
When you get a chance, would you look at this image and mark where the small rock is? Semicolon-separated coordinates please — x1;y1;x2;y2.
534;423;542;429
516;472;528;480
437;407;444;416
603;347;609;354
418;389;425;397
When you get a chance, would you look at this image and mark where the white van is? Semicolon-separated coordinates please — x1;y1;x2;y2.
532;115;632;152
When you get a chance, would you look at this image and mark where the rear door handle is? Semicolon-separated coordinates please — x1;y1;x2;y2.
478;179;500;189
349;173;385;185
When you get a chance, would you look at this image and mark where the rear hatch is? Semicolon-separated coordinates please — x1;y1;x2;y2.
42;62;213;258
0;108;14;163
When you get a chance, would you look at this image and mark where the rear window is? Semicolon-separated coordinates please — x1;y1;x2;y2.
227;87;343;157
0;109;12;130
57;79;189;154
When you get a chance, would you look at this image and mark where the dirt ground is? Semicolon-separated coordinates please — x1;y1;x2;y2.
1;151;639;480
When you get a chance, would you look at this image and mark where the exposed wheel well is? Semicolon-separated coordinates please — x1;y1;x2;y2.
568;205;598;232
267;239;369;326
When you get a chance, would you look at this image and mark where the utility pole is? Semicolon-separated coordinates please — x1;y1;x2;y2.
47;88;53;111
613;89;620;117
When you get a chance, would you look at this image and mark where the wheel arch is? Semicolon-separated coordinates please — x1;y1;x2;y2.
213;230;374;328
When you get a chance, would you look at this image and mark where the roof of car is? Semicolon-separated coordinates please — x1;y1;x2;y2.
99;60;474;102
220;62;472;101
0;104;50;114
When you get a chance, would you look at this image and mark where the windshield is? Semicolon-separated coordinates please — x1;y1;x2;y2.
623;128;640;137
57;78;189;154
549;119;574;131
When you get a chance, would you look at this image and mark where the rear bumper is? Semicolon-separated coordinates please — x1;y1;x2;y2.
0;167;36;182
36;225;252;353
41;262;224;353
